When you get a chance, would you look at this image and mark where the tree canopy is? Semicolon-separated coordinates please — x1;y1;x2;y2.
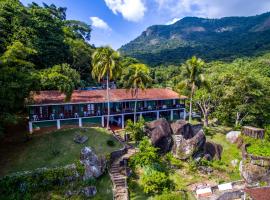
0;0;93;131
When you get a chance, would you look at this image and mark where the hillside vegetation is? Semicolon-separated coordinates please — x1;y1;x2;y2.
120;12;270;66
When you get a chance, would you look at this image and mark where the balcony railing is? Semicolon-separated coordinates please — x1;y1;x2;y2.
30;104;185;122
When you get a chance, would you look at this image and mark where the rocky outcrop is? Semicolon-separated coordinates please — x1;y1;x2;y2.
80;147;106;180
241;162;270;184
203;141;223;160
171;120;195;139
172;129;206;160
145;118;173;153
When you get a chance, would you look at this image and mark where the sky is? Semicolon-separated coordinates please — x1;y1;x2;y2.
20;0;270;49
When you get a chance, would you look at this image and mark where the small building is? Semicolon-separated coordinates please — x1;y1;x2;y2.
27;88;187;132
242;126;265;139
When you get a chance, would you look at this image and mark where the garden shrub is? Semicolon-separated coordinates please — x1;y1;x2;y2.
165;153;182;169
106;139;115;147
187;158;198;172
130;137;160;167
141;167;173;194
125;118;145;142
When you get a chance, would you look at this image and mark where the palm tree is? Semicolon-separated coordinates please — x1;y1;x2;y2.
123;64;152;123
92;46;122;129
179;56;205;123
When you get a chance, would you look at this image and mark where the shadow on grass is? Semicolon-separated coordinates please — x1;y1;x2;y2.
0;127;122;176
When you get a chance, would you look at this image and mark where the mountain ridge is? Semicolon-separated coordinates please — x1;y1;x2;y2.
119;12;270;66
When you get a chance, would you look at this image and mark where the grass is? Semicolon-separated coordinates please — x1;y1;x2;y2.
244;136;270;157
206;126;242;180
0;127;122;176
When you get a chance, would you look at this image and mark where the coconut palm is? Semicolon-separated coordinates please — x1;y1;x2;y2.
123;63;152;123
92;46;122;129
178;56;205;123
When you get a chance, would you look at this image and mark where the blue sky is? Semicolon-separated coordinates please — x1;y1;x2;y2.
20;0;270;49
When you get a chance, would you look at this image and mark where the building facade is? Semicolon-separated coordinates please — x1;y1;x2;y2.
27;88;187;132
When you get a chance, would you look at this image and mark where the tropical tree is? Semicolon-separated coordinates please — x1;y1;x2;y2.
39;63;81;101
92;46;122;129
178;56;205;123
122;63;152;123
193;88;218;126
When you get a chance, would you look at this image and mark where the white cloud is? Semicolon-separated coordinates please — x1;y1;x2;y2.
154;0;270;19
166;17;180;25
104;0;146;22
90;17;111;31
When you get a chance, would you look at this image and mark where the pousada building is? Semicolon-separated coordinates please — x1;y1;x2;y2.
27;88;187;133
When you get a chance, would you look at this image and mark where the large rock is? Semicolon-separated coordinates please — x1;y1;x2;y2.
172;129;206;160
203;141;223;160
226;131;241;144
171;120;195;139
80;147;106;180
241;162;270;184
74;133;89;144
145;118;173;153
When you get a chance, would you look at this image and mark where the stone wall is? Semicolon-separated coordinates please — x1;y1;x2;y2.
242;144;270;167
0;164;81;196
241;144;270;184
242;126;265;139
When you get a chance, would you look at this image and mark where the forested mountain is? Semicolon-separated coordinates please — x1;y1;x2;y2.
119;12;270;66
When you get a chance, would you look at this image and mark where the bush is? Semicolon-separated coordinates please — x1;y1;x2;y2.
165;153;182;169
125;118;145;142
130;137;160;167
106;139;115;147
141;167;173;194
187;158;198;172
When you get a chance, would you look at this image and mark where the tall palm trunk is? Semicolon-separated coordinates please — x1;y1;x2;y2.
134;88;138;124
189;82;195;123
106;72;110;129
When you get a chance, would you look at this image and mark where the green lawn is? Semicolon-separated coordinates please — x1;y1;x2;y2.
206;126;242;180
0;127;122;176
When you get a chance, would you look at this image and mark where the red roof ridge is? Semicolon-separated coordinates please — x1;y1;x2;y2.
28;88;187;105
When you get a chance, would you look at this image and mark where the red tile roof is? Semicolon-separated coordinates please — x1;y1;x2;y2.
245;187;270;200
29;88;187;105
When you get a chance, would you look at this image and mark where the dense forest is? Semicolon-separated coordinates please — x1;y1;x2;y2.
120;12;270;66
150;54;270;127
0;0;94;132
